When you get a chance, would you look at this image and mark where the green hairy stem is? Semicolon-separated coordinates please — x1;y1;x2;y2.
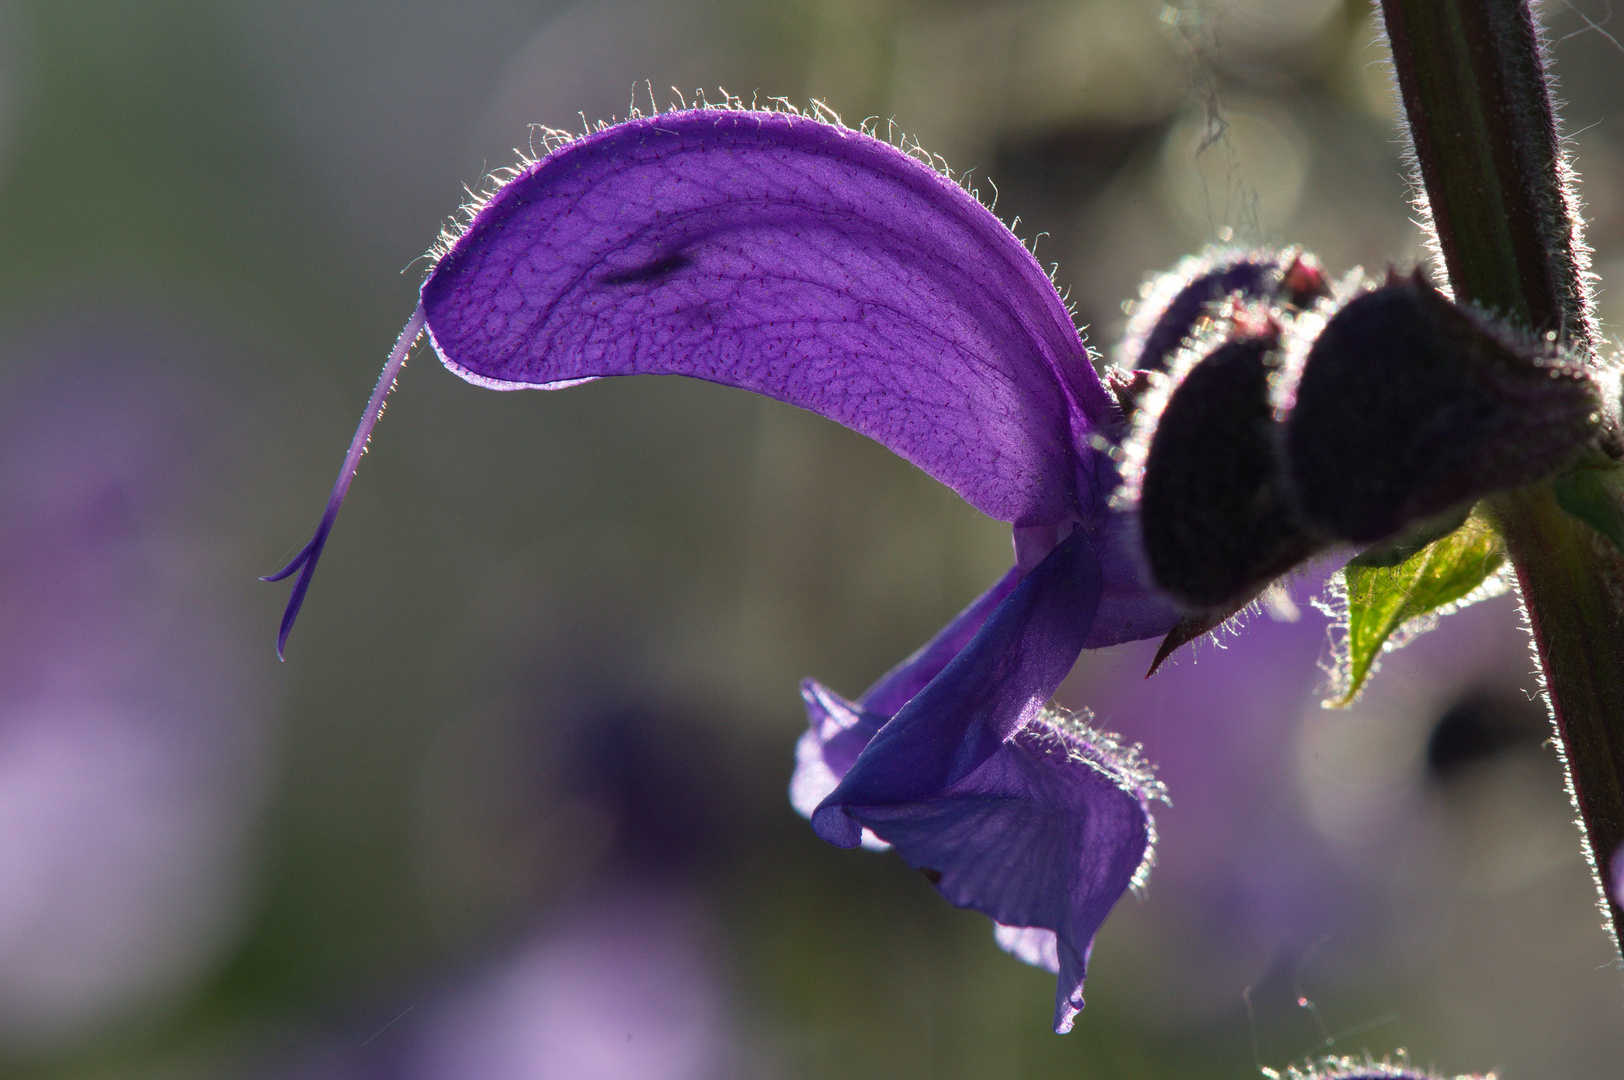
1382;0;1624;951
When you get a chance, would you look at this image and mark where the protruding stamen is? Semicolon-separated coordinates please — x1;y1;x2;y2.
262;304;427;659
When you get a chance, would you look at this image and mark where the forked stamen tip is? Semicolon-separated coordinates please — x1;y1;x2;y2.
263;510;334;660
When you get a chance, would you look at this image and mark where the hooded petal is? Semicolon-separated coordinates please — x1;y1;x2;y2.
808;532;1158;1032
420;108;1119;526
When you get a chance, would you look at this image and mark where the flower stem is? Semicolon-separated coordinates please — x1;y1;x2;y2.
1489;487;1624;948
1382;0;1624;950
1381;0;1592;344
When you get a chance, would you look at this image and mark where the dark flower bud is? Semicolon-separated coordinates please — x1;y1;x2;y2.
1117;247;1331;374
1283;271;1599;544
1133;309;1320;611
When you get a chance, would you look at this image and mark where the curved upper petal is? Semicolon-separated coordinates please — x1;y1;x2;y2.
420;108;1117;526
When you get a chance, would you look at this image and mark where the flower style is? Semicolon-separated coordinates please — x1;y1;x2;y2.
268;104;1179;1029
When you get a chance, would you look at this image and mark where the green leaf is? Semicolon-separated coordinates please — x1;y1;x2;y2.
1553;463;1624;556
1328;514;1508;706
1347;503;1473;568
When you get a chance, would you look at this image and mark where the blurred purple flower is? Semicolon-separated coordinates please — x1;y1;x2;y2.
268;695;768;1080
1073;564;1553;1028
270;105;1184;1029
0;318;273;1049
1074;578;1380;1022
409;887;743;1080
265;886;752;1080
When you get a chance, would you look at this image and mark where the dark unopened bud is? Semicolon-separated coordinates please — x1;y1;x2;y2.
1118;247;1331;374
1137;313;1320;610
1284;272;1599;544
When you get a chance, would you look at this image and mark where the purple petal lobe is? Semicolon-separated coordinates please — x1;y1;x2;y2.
811;531;1102;846
790;532;1173;835
791;567;1019;845
1014;517;1183;650
860;565;1022;718
421;109;1115;526
791;681;890;850
808;532;1155;1033
992;923;1061;972
864;709;1154;1033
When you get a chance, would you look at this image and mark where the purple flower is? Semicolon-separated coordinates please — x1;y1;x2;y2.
269;106;1181;1028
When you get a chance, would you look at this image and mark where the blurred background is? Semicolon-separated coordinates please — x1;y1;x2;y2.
1;0;1623;1077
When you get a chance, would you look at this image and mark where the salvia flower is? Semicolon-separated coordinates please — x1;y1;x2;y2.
410;888;740;1080
267;103;1181;1031
4;322;272;1050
